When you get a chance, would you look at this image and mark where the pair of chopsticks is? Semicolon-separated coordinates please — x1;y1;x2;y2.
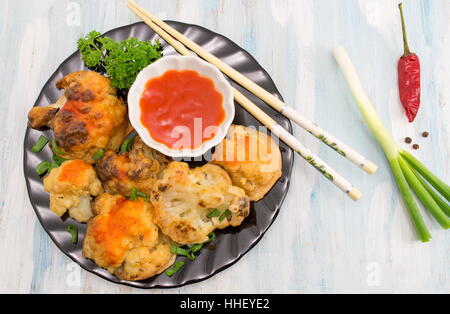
127;0;376;201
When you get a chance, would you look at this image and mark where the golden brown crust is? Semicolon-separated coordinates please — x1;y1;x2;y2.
83;194;175;281
28;71;128;163
43;160;103;222
28;107;59;129
212;125;282;201
151;162;250;245
95;137;171;197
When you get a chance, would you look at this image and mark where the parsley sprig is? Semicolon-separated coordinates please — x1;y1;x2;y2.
77;31;163;90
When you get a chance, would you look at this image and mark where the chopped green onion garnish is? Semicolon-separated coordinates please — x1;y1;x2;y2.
207;232;216;243
49;162;59;171
32;135;49;153
49;155;66;172
130;188;138;201
92;149;104;161
165;261;185;277
207;209;221;218
169;234;217;266
219;209;232;222
67;225;78;244
190;243;203;253
171;245;196;261
51;138;65;156
136;190;150;202
129;188;149;201
119;135;136;154
171;245;191;258
35;161;51;176
52;154;66;166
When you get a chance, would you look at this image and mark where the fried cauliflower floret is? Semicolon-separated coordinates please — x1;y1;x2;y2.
83;194;176;281
43;160;103;222
212;125;282;201
28;71;128;163
27;96;67;129
151;162;250;245
95;137;171;197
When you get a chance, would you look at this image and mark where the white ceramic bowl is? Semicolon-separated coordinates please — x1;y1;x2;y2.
128;55;235;158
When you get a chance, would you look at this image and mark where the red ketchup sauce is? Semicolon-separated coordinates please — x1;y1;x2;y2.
140;70;225;150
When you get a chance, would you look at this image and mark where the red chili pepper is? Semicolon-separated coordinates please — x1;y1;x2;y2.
398;3;421;123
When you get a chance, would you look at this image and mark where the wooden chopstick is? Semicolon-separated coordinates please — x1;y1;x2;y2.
127;0;362;201
127;0;377;176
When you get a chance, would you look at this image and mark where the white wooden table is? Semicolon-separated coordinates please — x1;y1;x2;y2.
0;0;448;294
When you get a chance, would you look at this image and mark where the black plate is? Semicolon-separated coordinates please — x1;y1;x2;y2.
23;21;294;289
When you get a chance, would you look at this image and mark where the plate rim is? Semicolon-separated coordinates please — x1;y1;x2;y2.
23;20;294;289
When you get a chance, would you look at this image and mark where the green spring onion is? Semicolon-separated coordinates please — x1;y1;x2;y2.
32;135;49;153
130;188;138;201
67;225;78;244
334;46;450;242
412;169;450;217
219;209;232;222
165;261;185;277
207;232;216;243
136;190;150;202
49;162;58;172
49;155;66;172
171;245;195;260
207;209;221;218
129;188;149;202
189;243;204;253
92;149;105;161
35;161;51;176
52;155;66;166
168;233;217;274
119;135;136;154
51;138;65;156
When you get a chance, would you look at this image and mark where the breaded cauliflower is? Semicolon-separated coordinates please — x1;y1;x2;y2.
83;194;176;281
95;137;170;197
28;71;128;163
43;159;103;222
212;125;282;201
151;162;250;245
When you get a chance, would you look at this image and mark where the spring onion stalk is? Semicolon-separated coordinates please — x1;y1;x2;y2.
136;190;150;202
207;209;221;218
51;138;65;156
400;150;450;202
219;209;232;222
207;232;216;243
165;261;185;277
190;243;204;253
67;225;78;244
35;161;51;176
171;244;195;260
399;158;449;229
333;46;450;242
32;135;49;153
411;168;450;218
119;134;137;154
129;188;138;201
92;149;105;161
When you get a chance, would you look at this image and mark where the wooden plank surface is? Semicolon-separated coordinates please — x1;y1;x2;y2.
0;0;448;293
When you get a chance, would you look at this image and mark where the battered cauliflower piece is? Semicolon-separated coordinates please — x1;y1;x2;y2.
95;137;171;197
43;160;103;222
212;125;282;201
151;162;250;245
28;71;128;163
83;194;176;281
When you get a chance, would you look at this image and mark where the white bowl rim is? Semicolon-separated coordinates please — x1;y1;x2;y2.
128;55;235;158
